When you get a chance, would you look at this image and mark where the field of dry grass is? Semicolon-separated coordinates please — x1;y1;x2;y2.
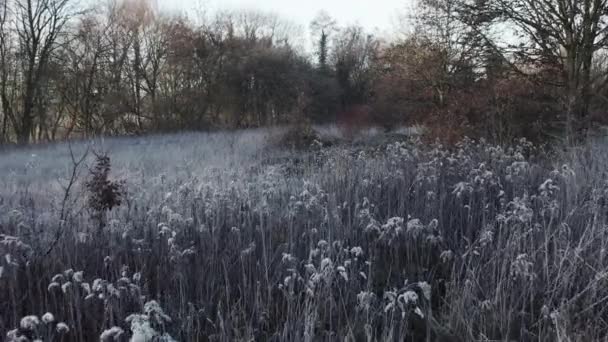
1;129;608;341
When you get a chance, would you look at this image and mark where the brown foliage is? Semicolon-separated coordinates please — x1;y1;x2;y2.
336;104;374;139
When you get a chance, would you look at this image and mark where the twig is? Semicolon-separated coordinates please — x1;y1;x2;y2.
43;141;89;257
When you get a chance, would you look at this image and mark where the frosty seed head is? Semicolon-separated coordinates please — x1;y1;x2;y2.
20;315;40;330
72;271;84;283
398;291;418;306
61;281;73;294
100;326;123;341
47;282;61;293
417;282;431;300
118;277;131;287
350;246;363;258
41;312;55;324
7;328;32;342
133;272;142;283
317;240;328;250
92;278;104;292
320;258;332;271
63;269;74;279
56;322;69;334
51;274;64;283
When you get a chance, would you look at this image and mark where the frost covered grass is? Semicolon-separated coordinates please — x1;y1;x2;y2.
2;128;608;341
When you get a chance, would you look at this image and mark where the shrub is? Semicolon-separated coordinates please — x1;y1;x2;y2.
85;153;124;228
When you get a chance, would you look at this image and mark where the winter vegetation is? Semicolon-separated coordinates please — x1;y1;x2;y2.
2;126;608;341
1;0;608;145
4;0;608;341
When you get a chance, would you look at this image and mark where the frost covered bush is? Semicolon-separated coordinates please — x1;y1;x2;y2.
1;129;608;341
86;153;124;229
125;301;175;342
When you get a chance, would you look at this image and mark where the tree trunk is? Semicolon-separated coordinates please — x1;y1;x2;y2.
17;110;32;144
18;84;36;144
1;110;6;143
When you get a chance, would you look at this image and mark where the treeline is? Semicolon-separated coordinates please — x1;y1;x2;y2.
1;0;608;145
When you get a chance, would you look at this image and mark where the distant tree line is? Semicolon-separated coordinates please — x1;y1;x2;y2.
1;0;608;145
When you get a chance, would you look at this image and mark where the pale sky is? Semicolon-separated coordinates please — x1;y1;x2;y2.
159;0;413;35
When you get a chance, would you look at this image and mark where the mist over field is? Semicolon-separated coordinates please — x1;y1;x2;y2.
2;126;608;341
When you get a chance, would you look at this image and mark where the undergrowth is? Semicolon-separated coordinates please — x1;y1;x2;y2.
1;131;607;341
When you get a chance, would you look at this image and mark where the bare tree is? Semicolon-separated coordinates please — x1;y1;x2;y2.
0;0;13;143
450;0;608;141
140;15;169;130
331;25;379;108
310;11;337;71
13;0;75;144
56;10;110;138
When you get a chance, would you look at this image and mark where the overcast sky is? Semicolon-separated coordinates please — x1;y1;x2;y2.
159;0;413;35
